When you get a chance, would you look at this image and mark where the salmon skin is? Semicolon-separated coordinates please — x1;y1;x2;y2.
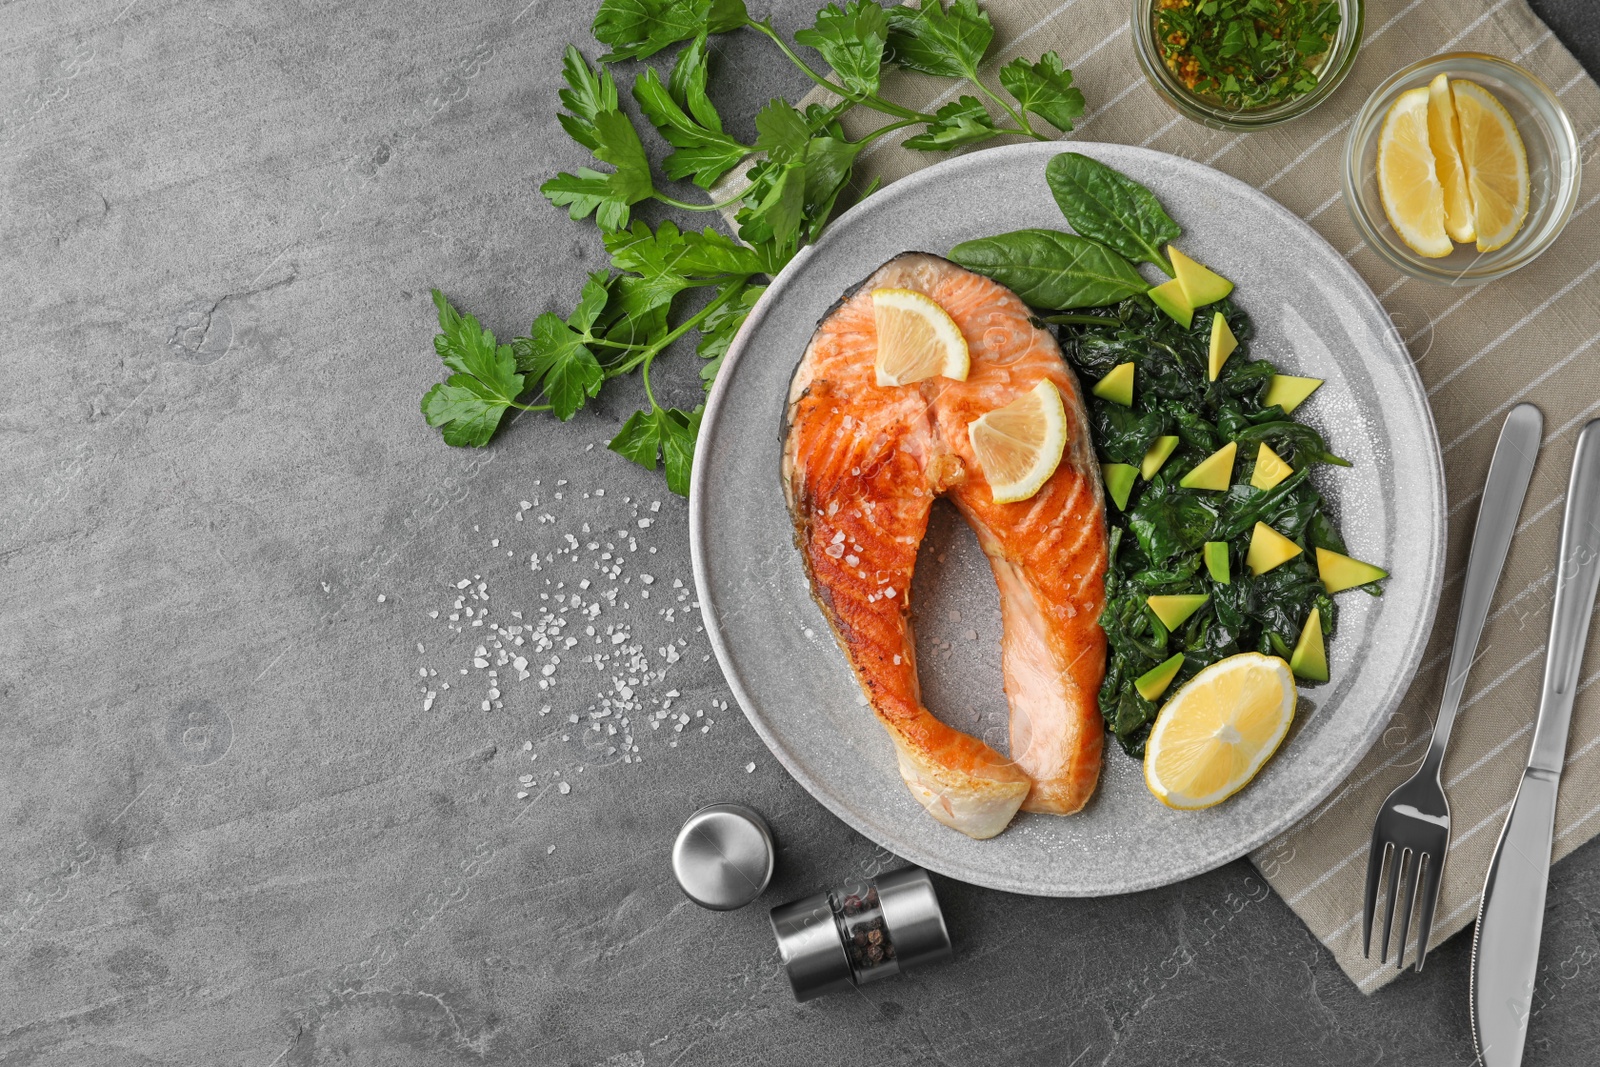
782;252;1108;840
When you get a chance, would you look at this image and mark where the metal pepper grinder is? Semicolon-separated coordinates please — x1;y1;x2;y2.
769;866;953;1001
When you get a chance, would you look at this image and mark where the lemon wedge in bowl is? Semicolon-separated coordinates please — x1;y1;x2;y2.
872;288;970;386
1377;87;1453;258
1453;80;1529;253
1143;652;1297;810
967;378;1068;505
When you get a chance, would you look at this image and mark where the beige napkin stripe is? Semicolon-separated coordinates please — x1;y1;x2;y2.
790;0;1600;991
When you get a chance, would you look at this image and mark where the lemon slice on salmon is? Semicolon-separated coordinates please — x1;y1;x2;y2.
1143;652;1296;810
967;378;1068;504
1452;80;1529;253
1377;87;1453;258
872;288;970;387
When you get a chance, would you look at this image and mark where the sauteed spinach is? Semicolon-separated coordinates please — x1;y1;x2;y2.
1059;296;1360;758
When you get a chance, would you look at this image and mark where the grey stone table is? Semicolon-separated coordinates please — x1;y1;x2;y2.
5;2;1600;1064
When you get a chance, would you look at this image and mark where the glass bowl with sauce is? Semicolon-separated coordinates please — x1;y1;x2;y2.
1132;0;1364;130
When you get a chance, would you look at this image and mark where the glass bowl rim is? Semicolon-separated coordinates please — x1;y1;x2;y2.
1341;50;1582;284
1131;0;1366;131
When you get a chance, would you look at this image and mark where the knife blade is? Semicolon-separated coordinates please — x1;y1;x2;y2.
1471;418;1600;1067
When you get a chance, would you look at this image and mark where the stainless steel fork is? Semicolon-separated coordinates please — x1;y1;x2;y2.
1362;403;1543;971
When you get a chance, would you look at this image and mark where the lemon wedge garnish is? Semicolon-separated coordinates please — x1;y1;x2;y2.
1143;652;1297;810
1377;87;1453;258
872;288;970;387
1428;73;1477;244
1452;80;1529;253
967;378;1069;504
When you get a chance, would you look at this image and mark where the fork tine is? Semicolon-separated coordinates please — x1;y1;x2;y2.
1412;851;1443;973
1379;845;1406;964
1394;849;1422;970
1362;837;1389;958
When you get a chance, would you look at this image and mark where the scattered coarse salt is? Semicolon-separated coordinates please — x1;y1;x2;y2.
377;594;386;603
558;781;571;794
746;762;756;773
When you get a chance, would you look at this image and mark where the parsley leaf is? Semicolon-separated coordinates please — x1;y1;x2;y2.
422;290;527;447
753;99;813;162
556;46;619;151
607;405;704;495
604;219;770;295
885;0;993;79
668;34;723;131
661;405;703;495
592;0;749;61
794;1;890;97
698;282;765;385
540;109;656;232
902;96;1000;150
998;51;1084;132
736;158;806;246
518;313;604;419
633;65;750;189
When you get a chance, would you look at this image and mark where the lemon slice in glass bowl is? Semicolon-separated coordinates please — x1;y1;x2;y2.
1453;80;1530;253
967;378;1068;504
1143;652;1297;810
1377;87;1453;258
872;287;970;387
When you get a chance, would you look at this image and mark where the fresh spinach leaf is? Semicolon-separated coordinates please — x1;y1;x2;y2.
949;229;1149;309
1045;152;1181;274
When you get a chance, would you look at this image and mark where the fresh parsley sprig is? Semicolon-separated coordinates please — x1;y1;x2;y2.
423;0;1092;495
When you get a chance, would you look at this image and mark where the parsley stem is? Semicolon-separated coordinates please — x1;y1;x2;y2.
965;69;1043;139
606;276;753;380
508;401;552;412
748;20;933;124
653;190;750;213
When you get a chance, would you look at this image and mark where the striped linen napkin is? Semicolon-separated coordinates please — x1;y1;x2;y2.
783;0;1600;992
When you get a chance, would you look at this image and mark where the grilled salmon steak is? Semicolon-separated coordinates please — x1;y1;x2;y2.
782;253;1108;839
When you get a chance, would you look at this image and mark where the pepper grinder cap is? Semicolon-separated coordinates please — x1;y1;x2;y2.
671;803;775;911
875;866;952;971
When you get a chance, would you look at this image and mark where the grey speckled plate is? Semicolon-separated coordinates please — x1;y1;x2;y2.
689;142;1445;897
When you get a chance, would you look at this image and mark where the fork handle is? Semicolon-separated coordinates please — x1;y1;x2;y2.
1420;404;1543;781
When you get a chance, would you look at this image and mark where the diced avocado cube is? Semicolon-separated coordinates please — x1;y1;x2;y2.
1208;312;1238;381
1204;541;1231;585
1092;362;1135;407
1170;246;1234;307
1289;606;1329;682
1263;374;1323;414
1146;594;1209;630
1141;435;1180;480
1147;278;1193;329
1135;652;1187;702
1250;443;1294;491
1246;522;1303;575
1316;547;1389;593
1179;441;1237;491
1102;463;1138;510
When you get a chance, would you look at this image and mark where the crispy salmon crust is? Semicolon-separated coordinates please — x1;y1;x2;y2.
782;253;1108;839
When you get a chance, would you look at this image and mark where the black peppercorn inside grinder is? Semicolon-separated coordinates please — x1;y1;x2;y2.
769;866;952;1001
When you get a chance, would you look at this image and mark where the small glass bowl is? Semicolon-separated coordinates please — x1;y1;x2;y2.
1344;53;1580;285
1132;0;1364;131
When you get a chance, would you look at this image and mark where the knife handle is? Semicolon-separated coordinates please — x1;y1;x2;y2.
1529;419;1600;773
1472;768;1559;1067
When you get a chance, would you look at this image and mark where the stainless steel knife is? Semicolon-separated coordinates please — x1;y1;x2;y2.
1471;418;1600;1067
